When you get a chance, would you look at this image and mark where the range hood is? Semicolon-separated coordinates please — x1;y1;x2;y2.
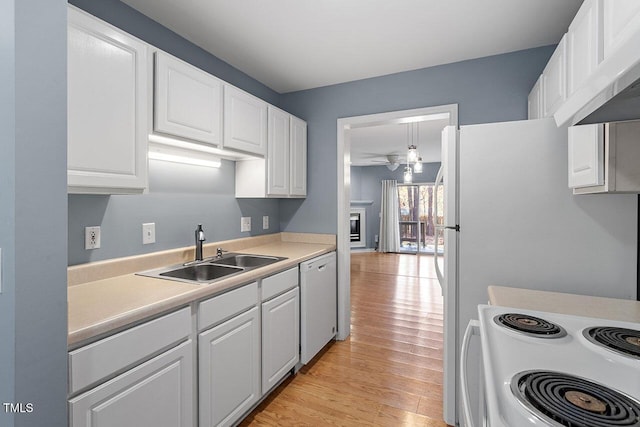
555;26;640;127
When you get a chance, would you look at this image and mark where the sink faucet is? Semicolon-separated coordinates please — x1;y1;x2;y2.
195;224;206;262
216;247;227;258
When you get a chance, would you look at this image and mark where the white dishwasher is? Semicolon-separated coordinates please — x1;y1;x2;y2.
299;251;337;364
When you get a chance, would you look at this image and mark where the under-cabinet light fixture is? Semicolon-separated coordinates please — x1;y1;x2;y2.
148;144;221;168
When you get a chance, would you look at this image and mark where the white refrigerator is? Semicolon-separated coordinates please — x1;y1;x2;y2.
435;118;637;426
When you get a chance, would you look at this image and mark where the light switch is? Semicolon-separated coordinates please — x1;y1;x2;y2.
142;223;155;245
241;217;251;232
263;216;269;230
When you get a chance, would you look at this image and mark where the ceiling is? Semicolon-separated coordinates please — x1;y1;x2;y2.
120;0;583;93
350;116;450;167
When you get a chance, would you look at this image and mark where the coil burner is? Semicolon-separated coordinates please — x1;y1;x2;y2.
494;313;566;338
584;327;640;359
511;370;640;427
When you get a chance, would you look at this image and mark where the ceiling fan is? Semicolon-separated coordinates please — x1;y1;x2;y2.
353;153;402;170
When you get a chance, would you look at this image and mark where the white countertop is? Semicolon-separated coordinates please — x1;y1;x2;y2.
68;233;336;348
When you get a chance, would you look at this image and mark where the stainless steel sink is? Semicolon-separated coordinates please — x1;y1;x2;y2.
159;263;243;282
137;253;287;285
211;254;283;268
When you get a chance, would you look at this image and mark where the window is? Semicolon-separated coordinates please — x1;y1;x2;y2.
398;183;443;254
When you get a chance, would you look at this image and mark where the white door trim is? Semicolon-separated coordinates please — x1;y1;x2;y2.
336;104;458;341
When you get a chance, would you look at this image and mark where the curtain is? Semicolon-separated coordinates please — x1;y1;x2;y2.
379;180;400;252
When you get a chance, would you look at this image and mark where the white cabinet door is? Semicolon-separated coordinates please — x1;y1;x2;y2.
69;340;193;427
267;107;290;196
527;76;543;119
67;6;148;194
567;0;603;97
542;34;567;117
261;287;299;395
199;307;260;427
289;116;307;196
568;124;604;188
223;85;267;155
235;111;307;199
603;0;640;58
154;51;223;145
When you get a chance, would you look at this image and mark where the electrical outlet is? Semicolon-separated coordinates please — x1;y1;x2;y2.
85;226;101;250
142;223;155;245
262;216;269;230
241;217;251;232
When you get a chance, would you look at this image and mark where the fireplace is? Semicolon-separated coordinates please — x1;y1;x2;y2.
350;208;366;248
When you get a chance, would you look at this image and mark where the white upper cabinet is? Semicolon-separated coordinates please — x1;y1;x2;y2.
267;107;290;196
154;51;223;145
542;34;567;117
569;121;640;194
567;0;603;97
289;116;308;197
236;108;307;199
67;6;148;194
603;0;640;59
223;85;268;156
568;124;604;189
527;76;543;120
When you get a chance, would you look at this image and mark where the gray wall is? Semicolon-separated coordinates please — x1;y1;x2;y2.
69;160;279;265
279;46;556;234
1;0;68;426
351;163;440;249
65;1;556;264
67;0;284;265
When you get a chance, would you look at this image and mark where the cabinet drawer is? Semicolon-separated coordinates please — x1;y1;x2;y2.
198;282;258;331
261;267;298;301
70;339;193;427
69;307;191;395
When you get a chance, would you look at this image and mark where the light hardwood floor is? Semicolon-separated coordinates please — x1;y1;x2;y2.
240;252;450;426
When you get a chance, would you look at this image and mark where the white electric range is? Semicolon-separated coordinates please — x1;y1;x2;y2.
461;304;640;427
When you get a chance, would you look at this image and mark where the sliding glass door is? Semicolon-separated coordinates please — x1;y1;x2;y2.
398;183;443;254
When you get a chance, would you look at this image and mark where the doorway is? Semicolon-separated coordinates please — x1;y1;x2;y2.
335;104;458;340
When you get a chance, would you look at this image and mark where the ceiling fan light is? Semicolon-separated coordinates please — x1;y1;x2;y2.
386;163;399;171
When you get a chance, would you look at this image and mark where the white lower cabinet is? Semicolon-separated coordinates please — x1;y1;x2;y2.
199;307;260;427
261;287;300;394
68;307;194;427
69;264;309;427
197;282;260;427
69;340;193;427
